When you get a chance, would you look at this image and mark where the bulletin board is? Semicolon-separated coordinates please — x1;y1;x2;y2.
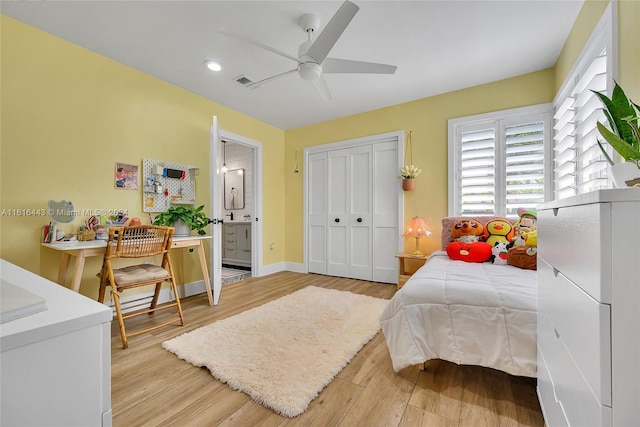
142;158;198;212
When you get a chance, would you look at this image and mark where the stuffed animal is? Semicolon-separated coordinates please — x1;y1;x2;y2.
507;245;537;270
483;218;514;246
513;208;537;240
451;219;484;243
491;241;509;265
523;229;537;247
446;241;492;263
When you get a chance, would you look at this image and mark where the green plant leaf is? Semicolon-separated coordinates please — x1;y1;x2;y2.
597;139;615;166
597;122;640;161
593;83;638;148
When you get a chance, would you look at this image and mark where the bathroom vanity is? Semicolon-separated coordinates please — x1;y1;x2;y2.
222;221;251;268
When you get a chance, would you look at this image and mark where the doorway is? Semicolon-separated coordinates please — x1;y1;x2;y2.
215;130;263;286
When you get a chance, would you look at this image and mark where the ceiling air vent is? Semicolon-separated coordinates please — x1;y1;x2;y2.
234;75;254;87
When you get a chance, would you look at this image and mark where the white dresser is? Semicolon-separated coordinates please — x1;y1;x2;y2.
222;222;251;268
537;189;640;426
1;259;113;426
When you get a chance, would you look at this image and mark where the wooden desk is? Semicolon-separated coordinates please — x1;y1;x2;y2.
42;235;215;306
395;253;429;290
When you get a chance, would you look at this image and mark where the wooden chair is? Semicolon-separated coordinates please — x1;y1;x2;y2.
98;225;184;348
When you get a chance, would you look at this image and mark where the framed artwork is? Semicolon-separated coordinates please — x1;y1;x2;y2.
115;162;139;190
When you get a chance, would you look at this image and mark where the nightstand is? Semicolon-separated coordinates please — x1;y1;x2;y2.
395;253;429;290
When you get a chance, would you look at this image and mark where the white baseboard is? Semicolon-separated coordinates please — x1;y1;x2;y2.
284;262;306;273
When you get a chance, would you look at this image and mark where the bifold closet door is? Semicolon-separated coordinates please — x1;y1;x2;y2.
308;152;327;275
307;139;398;283
326;146;372;281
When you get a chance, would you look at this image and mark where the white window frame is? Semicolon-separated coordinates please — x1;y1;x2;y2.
552;2;616;199
448;103;553;217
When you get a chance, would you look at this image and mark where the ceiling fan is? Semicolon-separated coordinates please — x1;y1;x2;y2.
219;0;397;101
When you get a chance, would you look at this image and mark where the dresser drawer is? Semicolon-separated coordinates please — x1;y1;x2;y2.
538;203;611;302
537;310;612;427
224;248;237;259
539;259;612;406
537;346;569;427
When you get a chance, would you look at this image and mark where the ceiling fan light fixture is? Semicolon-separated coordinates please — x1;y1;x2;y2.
298;62;322;81
204;60;223;72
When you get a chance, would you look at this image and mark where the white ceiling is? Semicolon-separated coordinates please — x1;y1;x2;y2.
1;1;583;130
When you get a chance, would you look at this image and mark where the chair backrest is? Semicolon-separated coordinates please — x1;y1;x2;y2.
105;225;174;259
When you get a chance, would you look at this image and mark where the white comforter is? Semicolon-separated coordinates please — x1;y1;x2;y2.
379;251;537;377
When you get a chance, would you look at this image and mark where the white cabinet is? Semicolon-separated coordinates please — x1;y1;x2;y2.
222;222;251;267
307;137;400;284
537;189;640;427
1;259;112;426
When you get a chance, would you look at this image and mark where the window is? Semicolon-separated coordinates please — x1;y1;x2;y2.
448;104;552;217
552;4;614;199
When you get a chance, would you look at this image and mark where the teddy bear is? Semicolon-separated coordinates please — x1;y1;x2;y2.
451;219;484;243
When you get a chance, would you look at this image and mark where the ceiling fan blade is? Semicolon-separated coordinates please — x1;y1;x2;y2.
311;75;332;101
246;69;298;88
219;28;299;63
302;0;359;64
323;58;397;74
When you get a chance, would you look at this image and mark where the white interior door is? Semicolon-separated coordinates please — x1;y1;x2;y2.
209;116;222;304
327;149;349;277
372;141;400;283
348;145;373;281
305;131;403;284
308;152;327;275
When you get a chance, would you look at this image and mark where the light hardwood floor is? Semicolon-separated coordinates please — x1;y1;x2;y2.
111;271;544;426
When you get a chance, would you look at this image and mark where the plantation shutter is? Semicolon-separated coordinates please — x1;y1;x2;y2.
552;3;612;200
459;125;496;216
505;121;545;216
451;105;551;218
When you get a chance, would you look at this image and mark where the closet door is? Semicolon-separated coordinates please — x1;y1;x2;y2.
372;141;399;283
306;134;400;284
308;152;327;275
348;145;373;281
327;149;349;278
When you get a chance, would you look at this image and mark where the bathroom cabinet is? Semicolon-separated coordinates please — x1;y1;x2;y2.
222;222;251;268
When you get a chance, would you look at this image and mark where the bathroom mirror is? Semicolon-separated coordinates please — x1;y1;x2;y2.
224;169;245;210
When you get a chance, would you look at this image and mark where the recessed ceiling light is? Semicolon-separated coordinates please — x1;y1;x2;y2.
204;60;223;72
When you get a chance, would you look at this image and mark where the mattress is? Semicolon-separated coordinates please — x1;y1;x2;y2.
379;251;537;377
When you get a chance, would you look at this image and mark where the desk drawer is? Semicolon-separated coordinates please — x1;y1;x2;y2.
538;203;611;302
539;259;611;406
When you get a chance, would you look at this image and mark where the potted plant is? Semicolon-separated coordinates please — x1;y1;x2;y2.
153;204;210;236
593;81;640;187
400;164;422;191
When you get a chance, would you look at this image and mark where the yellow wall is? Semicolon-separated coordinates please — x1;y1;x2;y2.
0;16;285;298
284;69;556;262
618;0;640;101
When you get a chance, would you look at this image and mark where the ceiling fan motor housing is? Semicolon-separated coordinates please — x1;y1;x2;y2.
298;62;322;81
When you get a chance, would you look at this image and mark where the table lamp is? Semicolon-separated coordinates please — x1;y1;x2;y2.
404;216;432;256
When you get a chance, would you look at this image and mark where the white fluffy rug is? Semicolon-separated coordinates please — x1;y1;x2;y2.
162;286;388;417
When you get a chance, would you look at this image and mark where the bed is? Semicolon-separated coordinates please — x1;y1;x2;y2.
379;218;538;378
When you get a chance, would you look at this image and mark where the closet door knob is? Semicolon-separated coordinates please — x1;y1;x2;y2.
335;218;340;223
357;218;363;223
